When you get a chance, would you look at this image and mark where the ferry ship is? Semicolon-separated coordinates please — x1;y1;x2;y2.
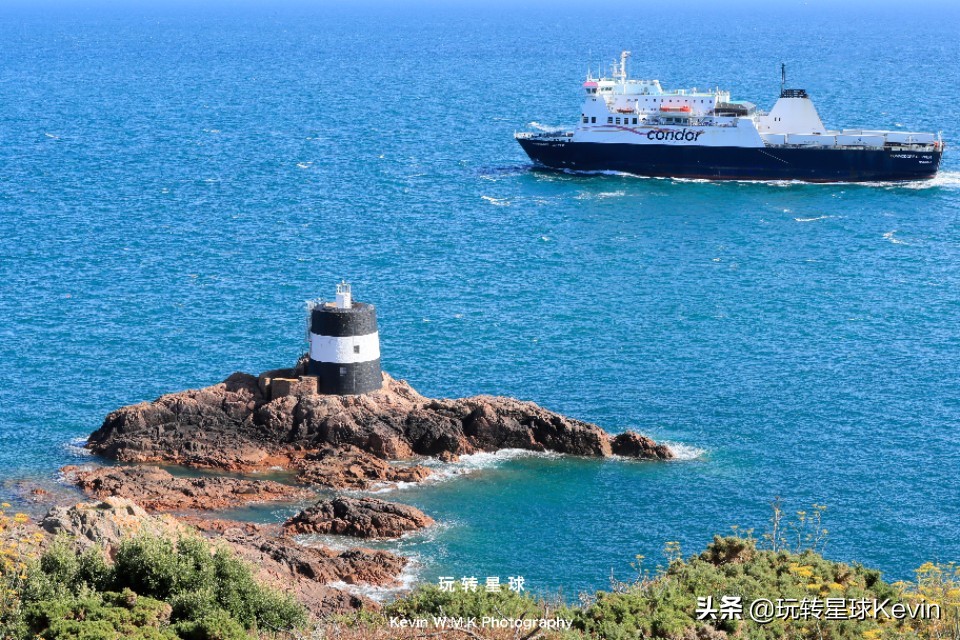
516;53;943;182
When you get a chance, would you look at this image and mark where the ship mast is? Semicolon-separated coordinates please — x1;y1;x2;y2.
619;50;631;84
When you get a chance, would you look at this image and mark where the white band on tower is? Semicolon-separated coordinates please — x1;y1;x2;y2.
309;332;380;364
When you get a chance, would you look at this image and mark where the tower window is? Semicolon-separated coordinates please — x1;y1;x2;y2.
353;345;360;354
339;366;347;375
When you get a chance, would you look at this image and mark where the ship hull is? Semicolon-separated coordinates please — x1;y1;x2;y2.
517;138;942;182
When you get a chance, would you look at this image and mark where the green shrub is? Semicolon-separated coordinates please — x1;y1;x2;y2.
24;588;176;640
171;609;247;640
568;536;903;640
15;533;305;640
110;534;305;632
386;583;549;620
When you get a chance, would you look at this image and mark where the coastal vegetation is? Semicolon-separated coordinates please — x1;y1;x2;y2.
0;504;304;640
0;500;957;639
324;502;960;640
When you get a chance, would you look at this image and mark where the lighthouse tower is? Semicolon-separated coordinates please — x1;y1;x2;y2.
307;282;382;395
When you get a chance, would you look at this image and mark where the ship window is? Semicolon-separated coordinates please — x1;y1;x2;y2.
607;117;612;123
632;118;638;124
615;118;621;124
582;116;588;123
591;117;596;123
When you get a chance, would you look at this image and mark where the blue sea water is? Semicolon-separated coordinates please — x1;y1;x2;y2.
1;0;959;598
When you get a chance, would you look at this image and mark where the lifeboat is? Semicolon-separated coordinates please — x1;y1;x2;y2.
660;105;692;113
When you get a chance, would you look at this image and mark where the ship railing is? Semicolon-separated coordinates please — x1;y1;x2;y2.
763;141;940;152
515;131;574;141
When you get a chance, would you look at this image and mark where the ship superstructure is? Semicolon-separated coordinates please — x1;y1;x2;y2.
516;52;943;182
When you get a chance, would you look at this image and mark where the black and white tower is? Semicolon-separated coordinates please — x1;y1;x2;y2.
307;282;382;395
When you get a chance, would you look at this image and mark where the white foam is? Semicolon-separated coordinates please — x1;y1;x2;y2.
883;230;907;245
794;215;830;222
327;556;421;602
365;449;562;494
574;188;627;200
551;168;960;190
896;171;960;190
528;122;566;133
562;168;632;178
63;437;93;458
662;441;707;461
481;195;510;206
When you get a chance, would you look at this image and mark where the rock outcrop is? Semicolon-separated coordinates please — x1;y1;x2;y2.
283;497;434;539
292;445;433;489
87;370;672;489
40;497;187;549
62;465;311;512
38;500;409;617
611;432;674;460
183;518;407;616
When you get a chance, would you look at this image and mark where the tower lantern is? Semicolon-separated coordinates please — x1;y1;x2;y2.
307;282;382;395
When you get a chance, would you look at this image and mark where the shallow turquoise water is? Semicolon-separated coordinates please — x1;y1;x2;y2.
1;1;959;597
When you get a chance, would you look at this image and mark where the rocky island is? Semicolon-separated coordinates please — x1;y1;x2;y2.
61;364;672;616
41;287;673;619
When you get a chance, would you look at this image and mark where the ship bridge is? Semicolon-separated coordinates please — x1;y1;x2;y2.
579;51;728;124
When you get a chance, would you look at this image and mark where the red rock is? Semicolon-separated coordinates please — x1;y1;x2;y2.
183;516;407;616
611;432;674;460
62;465;311;512
283;497;434;539
86;370;674;487
293;445;432;490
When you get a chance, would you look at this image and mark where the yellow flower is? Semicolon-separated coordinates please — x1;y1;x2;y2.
789;563;815;579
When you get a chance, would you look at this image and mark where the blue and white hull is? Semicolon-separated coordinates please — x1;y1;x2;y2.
517;136;943;182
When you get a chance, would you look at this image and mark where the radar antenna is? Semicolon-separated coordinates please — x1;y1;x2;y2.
619;50;631;84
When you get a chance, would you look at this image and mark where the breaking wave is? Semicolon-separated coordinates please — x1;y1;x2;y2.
366;449;563;494
481;195;510;206
663;441;707;461
894;171;960;190
883;230;907;245
326;556;421;602
63;437;92;458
